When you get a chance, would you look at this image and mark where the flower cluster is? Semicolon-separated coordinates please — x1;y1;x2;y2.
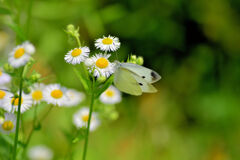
64;35;120;78
0;42;86;135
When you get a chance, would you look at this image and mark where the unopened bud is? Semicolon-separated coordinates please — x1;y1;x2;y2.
136;56;144;65
67;24;75;32
23;87;31;94
3;63;14;73
30;73;41;82
97;76;106;83
130;55;137;61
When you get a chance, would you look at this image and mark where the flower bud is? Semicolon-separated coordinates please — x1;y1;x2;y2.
67;24;75;32
66;24;79;37
0;116;4;124
30;73;41;82
97;76;106;83
3;63;14;73
130;55;137;61
23;87;31;94
136;56;144;65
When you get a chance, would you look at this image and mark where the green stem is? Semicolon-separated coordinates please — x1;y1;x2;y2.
39;105;54;122
82;80;95;160
13;67;24;160
24;104;38;149
22;104;53;158
75;35;81;48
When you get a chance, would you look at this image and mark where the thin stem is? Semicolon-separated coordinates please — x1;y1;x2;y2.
40;105;54;122
13;67;24;160
82;79;95;160
75;35;81;48
24;104;38;149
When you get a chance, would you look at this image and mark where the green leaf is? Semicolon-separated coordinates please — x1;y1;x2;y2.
95;75;114;98
73;67;89;92
72;128;86;143
0;134;14;146
0;7;11;15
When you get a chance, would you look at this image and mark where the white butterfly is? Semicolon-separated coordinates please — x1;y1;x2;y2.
114;62;161;96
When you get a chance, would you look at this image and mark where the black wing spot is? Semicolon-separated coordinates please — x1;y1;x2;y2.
142;76;145;78
151;72;157;81
139;83;143;86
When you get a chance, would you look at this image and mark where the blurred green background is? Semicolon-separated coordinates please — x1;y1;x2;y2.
1;0;240;159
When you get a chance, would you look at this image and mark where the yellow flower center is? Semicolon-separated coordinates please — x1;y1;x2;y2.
82;115;89;122
2;121;14;131
32;90;43;101
105;89;114;97
0;70;2;76
14;48;25;59
71;48;82;57
96;57;109;69
11;97;23;106
102;38;113;45
0;90;6;99
51;89;63;99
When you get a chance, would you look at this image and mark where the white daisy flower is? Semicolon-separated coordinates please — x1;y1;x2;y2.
100;85;122;104
84;58;94;67
28;145;53;160
2;93;33;113
73;107;100;132
95;35;120;52
8;45;31;68
22;41;36;55
0;113;16;134
64;89;85;107
0;88;13;106
43;84;67;106
31;83;45;104
64;47;90;65
90;53;115;78
0;69;11;85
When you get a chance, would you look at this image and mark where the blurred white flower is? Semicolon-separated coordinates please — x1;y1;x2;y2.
43;84;67;106
28;145;53;160
0;113;16;134
84;58;94;67
22;41;36;55
64;47;90;65
2;93;33;113
31;83;45;104
8;45;31;68
100;85;121;104
73;107;100;132
0;69;11;85
64;89;85;107
0;88;12;106
95;35;120;52
90;53;115;78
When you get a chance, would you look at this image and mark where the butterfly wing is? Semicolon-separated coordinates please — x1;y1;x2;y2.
132;74;158;93
114;67;142;96
120;63;161;83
